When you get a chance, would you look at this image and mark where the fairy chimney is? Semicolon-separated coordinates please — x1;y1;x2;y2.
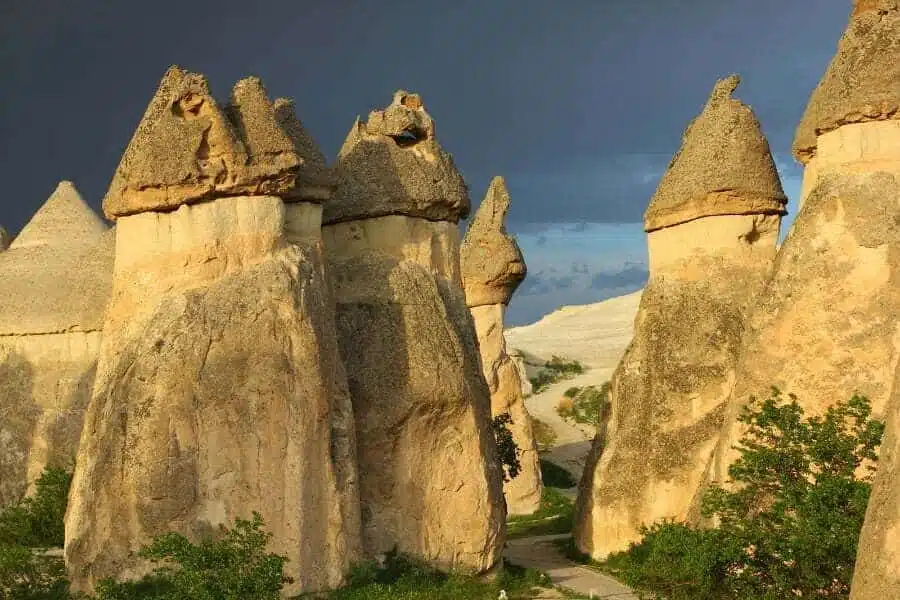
0;181;112;507
461;176;542;516
64;67;361;596
574;75;787;560
321;90;506;572
793;0;900;209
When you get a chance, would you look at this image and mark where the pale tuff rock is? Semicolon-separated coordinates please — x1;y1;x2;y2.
65;69;360;596
462;177;541;516
0;182;112;508
644;75;787;233
322;90;469;225
575;76;784;560
705;171;900;516
793;0;900;164
103;67;333;218
461;177;527;307
852;363;900;599
322;93;505;571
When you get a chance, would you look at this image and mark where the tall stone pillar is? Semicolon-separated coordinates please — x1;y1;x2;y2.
64;68;361;595
461;176;542;516
573;75;787;560
322;91;506;573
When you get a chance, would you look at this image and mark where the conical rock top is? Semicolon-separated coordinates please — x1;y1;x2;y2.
461;176;527;307
273;98;336;201
793;0;900;162
644;75;787;232
223;76;302;197
103;66;248;218
11;181;106;249
323;90;469;225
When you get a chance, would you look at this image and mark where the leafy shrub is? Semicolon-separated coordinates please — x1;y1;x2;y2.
492;413;522;483
0;467;72;548
602;389;884;600
539;459;576;489
556;383;610;428
529;356;585;394
0;466;73;600
95;512;290;600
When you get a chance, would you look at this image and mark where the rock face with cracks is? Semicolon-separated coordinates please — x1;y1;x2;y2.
574;76;786;560
0;181;112;507
322;92;505;573
64;67;360;596
461;176;542;516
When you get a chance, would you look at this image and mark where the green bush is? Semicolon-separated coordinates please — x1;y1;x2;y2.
95;512;290;600
492;413;522;483
0;467;72;548
0;466;73;600
556;383;610;428
529;356;585;394
602;389;885;600
539;459;576;489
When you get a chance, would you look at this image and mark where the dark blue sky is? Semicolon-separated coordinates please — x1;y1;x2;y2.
0;0;850;235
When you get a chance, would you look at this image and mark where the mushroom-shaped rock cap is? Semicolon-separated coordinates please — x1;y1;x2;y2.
12;181;107;249
322;90;470;225
273;98;337;202
103;68;326;218
461;176;527;307
644;75;787;233
793;0;900;162
103;66;249;219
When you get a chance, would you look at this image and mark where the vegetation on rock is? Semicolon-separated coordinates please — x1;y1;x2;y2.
557;383;610;428
584;390;884;600
529;356;585;394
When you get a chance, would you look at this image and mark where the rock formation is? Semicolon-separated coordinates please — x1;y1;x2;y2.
0;181;112;507
574;75;787;560
461;176;541;516
706;2;900;522
0;225;9;250
321;91;505;572
796;3;900;598
64;67;361;595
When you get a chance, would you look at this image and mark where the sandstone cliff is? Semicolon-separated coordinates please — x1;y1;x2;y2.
461;176;542;516
64;67;361;595
0;181;112;507
322;91;505;572
574;75;786;560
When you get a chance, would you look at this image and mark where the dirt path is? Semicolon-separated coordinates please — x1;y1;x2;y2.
524;368;612;482
505;534;638;599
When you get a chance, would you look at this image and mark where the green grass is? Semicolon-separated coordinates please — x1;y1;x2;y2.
539;459;577;489
507;487;574;540
308;553;555;599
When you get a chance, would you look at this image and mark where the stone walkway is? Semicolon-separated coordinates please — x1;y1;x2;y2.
505;534;639;599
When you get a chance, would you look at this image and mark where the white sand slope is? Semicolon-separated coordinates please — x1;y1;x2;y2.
504;290;642;480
